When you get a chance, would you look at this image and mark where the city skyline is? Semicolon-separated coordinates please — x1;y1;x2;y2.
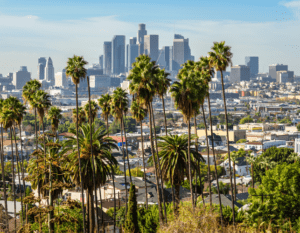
1;1;300;78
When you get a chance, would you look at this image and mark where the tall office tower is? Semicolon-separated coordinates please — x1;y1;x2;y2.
103;41;112;75
13;66;31;89
174;34;184;39
127;37;139;71
137;24;147;55
230;65;250;83
99;55;103;69
144;35;159;62
269;64;288;82
157;46;171;70
44;57;55;86
172;34;192;72
169;46;174;71
245;56;259;78
55;69;67;87
37;57;47;80
111;35;126;75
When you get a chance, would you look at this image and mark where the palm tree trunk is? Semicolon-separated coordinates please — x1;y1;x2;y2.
122;114;132;183
19;124;27;224
106;116;109;137
187;118;194;208
194;116;199;206
34;108;42;233
201;105;209;206
10;128;17;233
98;185;104;233
150;103;167;222
140;122;148;209
88;187;95;233
13;126;23;226
233;161;237;201
87;76;99;233
171;179;175;212
75;84;86;233
161;95;167;136
220;71;235;224
112;168;116;233
120;116;128;215
49;160;54;233
1;124;9;230
207;95;223;226
148;103;163;223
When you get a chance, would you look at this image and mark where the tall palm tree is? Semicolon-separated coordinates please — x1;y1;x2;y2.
86;76;100;233
158;134;203;206
208;41;235;223
47;106;62;139
156;69;171;136
245;154;256;189
84;100;99;124
65;55;88;232
130;100;148;208
63;123;118;232
0;99;9;230
127;54;164;222
196;57;223;212
111;87;131;218
0;107;17;232
170;66;198;208
98;94;112;136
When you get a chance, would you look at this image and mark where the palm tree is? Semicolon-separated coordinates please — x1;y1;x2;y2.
0;99;9;230
47;106;62;139
208;41;235;223
72;107;86;126
22;79;42;232
65;55;88;232
98;94;112;136
230;151;240;201
245;153;256;189
0;107;18;232
158;134;203;206
84;100;99;124
111;87;131;218
127;54;164;222
86;76;100;233
170;66;198;208
63;123;118;232
156;69;171;136
131;100;148;208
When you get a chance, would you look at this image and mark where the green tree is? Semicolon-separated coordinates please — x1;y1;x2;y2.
47;106;62;138
211;181;230;195
246;163;300;231
124;183;139;233
158;134;203;206
245;153;257;189
72;107;86;126
65;55;88;231
197;123;206;129
63;123;118;232
84;100;99;123
239;116;254;124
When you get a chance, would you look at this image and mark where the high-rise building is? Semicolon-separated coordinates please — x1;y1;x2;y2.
55;69;67;88
269;64;288;82
137;24;147;55
230;65;250;83
174;34;184;39
44;57;55;86
245;56;259;78
13;66;31;89
103;42;112;75
276;70;294;83
111;35;126;75
172;35;191;72
127;37;139;71
37;57;47;80
99;55;103;69
144;35;159;62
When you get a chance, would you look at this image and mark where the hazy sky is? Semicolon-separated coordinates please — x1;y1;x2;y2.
1;0;300;78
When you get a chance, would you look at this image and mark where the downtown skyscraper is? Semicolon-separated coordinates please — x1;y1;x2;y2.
111;35;126;75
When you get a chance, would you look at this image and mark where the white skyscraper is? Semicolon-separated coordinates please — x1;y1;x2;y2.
55;69;67;87
44;57;55;86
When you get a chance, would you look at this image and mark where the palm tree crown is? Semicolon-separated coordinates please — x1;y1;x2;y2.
84;100;99;123
98;94;112;121
47;106;63;133
65;55;88;85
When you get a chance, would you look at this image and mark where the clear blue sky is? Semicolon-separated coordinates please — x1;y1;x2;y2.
1;0;300;77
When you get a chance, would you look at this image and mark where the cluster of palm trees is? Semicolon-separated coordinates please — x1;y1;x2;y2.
0;41;236;232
